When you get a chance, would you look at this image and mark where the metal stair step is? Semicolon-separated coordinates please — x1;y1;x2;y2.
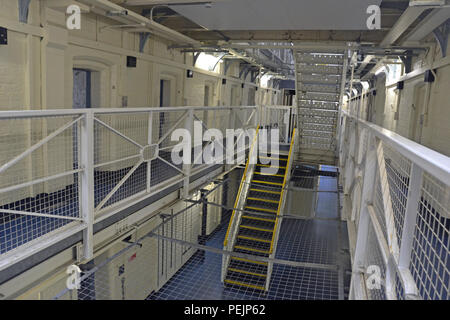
295;53;344;65
240;216;276;231
234;245;270;256
298;117;337;126
258;156;288;162
299;123;336;132
238;227;274;241
246;197;280;205
256;164;286;169
298;109;338;118
241;214;276;223
236;238;271;251
250;180;283;187
230;256;268;266
252;173;284;183
300;130;335;139
237;234;272;244
298;100;338;111
228;268;267;278
298;83;340;94
224;279;265;291
298;92;340;102
253;172;285;178
244;205;278;214
297;74;341;84
248;190;281;203
297;64;343;74
240;224;274;233
245;199;278;212
249;188;281;195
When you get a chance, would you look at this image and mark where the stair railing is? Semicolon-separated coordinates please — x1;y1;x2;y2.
265;128;297;290
221;127;260;282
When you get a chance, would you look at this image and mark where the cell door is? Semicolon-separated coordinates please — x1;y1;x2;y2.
72;69;92;170
159;79;171;141
410;84;426;143
73;69;91;109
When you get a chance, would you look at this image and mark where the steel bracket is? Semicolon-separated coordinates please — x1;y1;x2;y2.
433;19;450;58
139;32;151;53
18;0;31;23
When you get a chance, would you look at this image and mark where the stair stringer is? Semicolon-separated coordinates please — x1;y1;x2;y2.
221;130;259;283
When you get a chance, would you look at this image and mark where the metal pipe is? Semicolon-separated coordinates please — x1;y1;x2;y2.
79;0;200;45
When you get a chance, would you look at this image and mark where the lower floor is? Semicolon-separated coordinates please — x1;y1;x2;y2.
148;166;351;300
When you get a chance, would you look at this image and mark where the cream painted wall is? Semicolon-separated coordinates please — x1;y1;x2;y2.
350;42;450;157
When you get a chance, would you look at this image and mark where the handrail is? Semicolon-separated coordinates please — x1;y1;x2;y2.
223;126;260;247
269;128;296;254
0;106;257;119
342;110;450;186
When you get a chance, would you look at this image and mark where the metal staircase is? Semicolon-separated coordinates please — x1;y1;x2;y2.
294;49;348;165
222;129;296;291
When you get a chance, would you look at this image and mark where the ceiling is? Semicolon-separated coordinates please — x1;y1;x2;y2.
112;0;445;81
169;0;383;31
118;0;419;43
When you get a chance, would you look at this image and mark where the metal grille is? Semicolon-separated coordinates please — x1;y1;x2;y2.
364;223;387;300
0;106;260;267
373;171;389;242
395;270;405;300
410;172;449;300
383;144;411;248
0;115;83;255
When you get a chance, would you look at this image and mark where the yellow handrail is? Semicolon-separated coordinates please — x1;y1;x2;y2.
269;128;296;254
223;126;260;247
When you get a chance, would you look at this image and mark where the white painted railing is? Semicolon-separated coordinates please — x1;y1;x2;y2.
0;106;259;271
339;110;450;300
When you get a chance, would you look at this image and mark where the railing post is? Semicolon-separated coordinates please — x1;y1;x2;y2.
80;110;94;260
350;132;377;299
226;108;236;171
398;163;423;297
147;111;153;193
182;109;194;198
336;49;348;156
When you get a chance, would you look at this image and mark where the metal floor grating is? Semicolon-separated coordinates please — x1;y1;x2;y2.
147;223;341;300
148;165;350;300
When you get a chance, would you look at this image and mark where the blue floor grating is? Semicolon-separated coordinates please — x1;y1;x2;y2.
148;166;347;300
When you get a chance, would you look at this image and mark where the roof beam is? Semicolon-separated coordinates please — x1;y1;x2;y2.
355;55;376;74
404;7;450;42
79;0;200;45
380;5;431;46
